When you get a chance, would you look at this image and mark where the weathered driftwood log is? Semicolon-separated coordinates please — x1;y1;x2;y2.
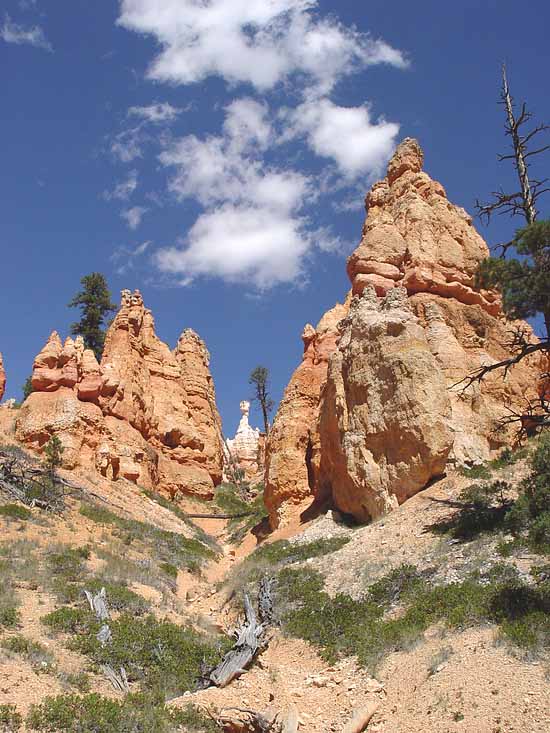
342;702;380;733
101;664;130;693
84;587;109;621
209;594;267;688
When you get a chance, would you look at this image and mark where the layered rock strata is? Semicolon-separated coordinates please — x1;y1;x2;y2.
16;290;224;498
265;138;541;528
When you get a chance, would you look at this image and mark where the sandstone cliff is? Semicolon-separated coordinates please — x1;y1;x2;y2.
264;299;349;527
0;353;5;402
265;138;541;528
16;290;224;499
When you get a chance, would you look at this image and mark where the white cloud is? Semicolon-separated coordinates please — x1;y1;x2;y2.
117;0;407;93
104;170;138;200
155;99;318;289
1;14;52;51
287;98;400;180
121;205;147;229
128;102;182;123
156;205;312;288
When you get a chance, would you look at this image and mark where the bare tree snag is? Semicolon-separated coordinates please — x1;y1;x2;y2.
476;64;549;226
84;587;109;621
209;593;267;688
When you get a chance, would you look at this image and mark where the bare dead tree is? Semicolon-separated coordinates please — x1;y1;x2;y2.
476;64;549;228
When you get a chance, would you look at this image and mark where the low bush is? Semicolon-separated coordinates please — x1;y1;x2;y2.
26;693;217;733
41;608;92;635
80;503;215;571
69;613;230;698
277;563;550;669
0;504;32;521
0;704;22;732
1;635;56;673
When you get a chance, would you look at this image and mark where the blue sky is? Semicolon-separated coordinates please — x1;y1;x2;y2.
1;0;549;435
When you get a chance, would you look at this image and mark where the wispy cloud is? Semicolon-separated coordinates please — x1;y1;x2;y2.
103;170;138;201
128;102;182;124
111;240;151;275
121;205;147;230
1;14;52;51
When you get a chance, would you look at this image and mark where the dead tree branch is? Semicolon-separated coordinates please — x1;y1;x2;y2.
476;64;549;226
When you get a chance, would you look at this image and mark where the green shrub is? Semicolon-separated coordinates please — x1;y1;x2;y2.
430;481;512;540
252;537;350;565
42;608;92;634
0;504;32;521
0;607;20;629
276;563;550;669
458;463;491;480
26;693;215;733
84;579;150;615
215;484;269;543
0;704;22;732
69;613;230;698
1;635;56;673
159;562;178;579
60;671;91;693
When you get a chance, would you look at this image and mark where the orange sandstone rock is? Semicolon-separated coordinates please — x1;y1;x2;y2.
264;298;349;528
347;138;500;315
265;138;542;527
16;289;224;499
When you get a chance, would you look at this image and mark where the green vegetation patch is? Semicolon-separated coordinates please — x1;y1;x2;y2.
1;635;56;673
69;613;230;698
27;693;217;733
0;704;22;732
79;502;216;571
0;504;32;521
0;558;21;629
215;483;268;543
276;562;550;669
434;435;550;555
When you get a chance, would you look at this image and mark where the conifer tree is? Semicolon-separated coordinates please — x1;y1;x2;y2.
249;366;274;436
68;273;117;361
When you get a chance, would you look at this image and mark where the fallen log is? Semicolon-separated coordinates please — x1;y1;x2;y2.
209;594;267;688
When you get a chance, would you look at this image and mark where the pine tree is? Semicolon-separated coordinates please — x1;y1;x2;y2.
68;273;117;361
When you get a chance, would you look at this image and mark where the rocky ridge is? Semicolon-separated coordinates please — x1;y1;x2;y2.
16;289;225;498
265;138;542;528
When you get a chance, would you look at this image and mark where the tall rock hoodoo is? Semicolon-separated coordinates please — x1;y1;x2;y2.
264;301;349;527
266;138;541;529
16;290;224;499
225;401;263;481
0;353;6;402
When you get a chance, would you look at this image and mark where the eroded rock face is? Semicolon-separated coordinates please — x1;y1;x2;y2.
225;401;263;482
317;287;453;522
265;138;542;527
347;138;500;315
0;353;6;402
16;290;224;498
264;299;349;528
